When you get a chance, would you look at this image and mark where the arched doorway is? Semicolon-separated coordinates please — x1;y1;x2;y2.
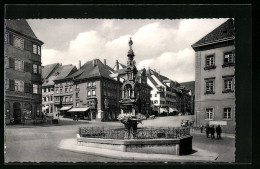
5;101;10;120
13;102;21;124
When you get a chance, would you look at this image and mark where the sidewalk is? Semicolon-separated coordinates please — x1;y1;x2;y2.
58;138;219;162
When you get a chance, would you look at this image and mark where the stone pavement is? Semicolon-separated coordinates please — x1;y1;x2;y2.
58;138;219;162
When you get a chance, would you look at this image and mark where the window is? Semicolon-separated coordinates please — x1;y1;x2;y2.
55;97;60;102
14;80;24;92
33;44;41;55
46;96;49;102
154;100;158;104
224;79;233;90
51;87;54;91
60;89;62;94
88;82;91;87
14;35;24;49
92;81;96;86
155;94;157;97
87;91;91;96
206;55;214;66
206;108;214;120
70;87;72;92
50;95;53;101
205;79;215;94
92;90;96;96
223;52;234;66
223;108;232;119
65;97;68;103
76;92;79;98
70;96;73;102
65;88;68;93
15;59;24;71
5;79;9;90
76;102;79;107
5;32;9;44
204;55;216;70
56;89;59;94
33;84;38;94
76;84;79;89
5;56;9;68
32;64;37;73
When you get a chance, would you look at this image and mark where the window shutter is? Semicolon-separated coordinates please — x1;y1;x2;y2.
28;63;32;73
9;33;13;45
24;83;29;93
28;83;32;93
9;57;14;68
9;79;15;91
24;62;32;73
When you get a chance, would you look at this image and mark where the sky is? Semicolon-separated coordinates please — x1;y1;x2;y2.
27;19;228;82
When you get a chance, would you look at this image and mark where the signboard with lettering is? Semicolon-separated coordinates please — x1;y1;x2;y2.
209;121;227;125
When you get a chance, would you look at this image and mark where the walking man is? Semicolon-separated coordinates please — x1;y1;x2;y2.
216;125;222;139
200;125;204;133
210;125;215;139
205;124;210;138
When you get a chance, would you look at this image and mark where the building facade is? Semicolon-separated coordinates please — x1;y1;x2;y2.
54;59;121;121
5;19;44;124
192;18;235;133
179;81;195;115
42;63;77;115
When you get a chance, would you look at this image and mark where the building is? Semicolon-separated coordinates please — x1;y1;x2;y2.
191;18;235;133
54;59;121;121
41;63;77;115
4;19;44;124
180;81;195;115
146;69;193;116
112;38;151;116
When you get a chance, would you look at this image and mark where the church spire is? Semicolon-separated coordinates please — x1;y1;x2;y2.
127;37;135;58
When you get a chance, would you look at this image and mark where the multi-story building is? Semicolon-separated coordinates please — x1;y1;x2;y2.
147;69;184;116
4;19;44;124
54;59;121;121
42;63;77;115
191;18;235;133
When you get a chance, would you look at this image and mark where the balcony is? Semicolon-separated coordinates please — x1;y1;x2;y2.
204;65;216;70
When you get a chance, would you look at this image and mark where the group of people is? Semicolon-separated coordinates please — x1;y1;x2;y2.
200;124;222;139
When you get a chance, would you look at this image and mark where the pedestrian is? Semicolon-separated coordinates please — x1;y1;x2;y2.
216;124;222;139
200;125;204;133
210;125;215;139
75;115;78;121
205;124;210;138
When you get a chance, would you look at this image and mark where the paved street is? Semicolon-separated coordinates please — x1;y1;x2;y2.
5;116;235;163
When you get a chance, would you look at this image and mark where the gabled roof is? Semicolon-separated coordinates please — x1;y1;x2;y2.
147;75;158;87
6;19;43;43
192;18;234;47
61;59;115;81
42;63;59;79
43;64;76;86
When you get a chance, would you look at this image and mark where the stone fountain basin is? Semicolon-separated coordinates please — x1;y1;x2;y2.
77;134;192;155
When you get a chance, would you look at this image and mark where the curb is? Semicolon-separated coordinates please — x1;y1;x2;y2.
58;138;219;162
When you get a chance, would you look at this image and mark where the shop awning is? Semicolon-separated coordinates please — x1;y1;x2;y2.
68;107;89;112
59;106;72;111
159;108;168;113
169;107;179;112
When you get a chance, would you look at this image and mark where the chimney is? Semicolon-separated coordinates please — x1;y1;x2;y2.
104;59;106;66
78;60;81;69
116;60;119;70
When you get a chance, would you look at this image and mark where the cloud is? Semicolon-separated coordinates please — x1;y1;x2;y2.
39;19;228;82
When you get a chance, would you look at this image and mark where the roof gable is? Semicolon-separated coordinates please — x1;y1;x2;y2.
42;63;59;79
6;19;40;41
192;19;234;47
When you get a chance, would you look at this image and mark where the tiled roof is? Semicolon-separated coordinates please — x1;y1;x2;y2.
43;64;76;86
180;81;195;95
63;59;115;81
147;75;158;87
42;63;59;79
192;18;234;47
113;68;126;75
6;19;42;42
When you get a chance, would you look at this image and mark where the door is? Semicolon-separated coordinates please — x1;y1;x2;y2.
13;102;21;124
